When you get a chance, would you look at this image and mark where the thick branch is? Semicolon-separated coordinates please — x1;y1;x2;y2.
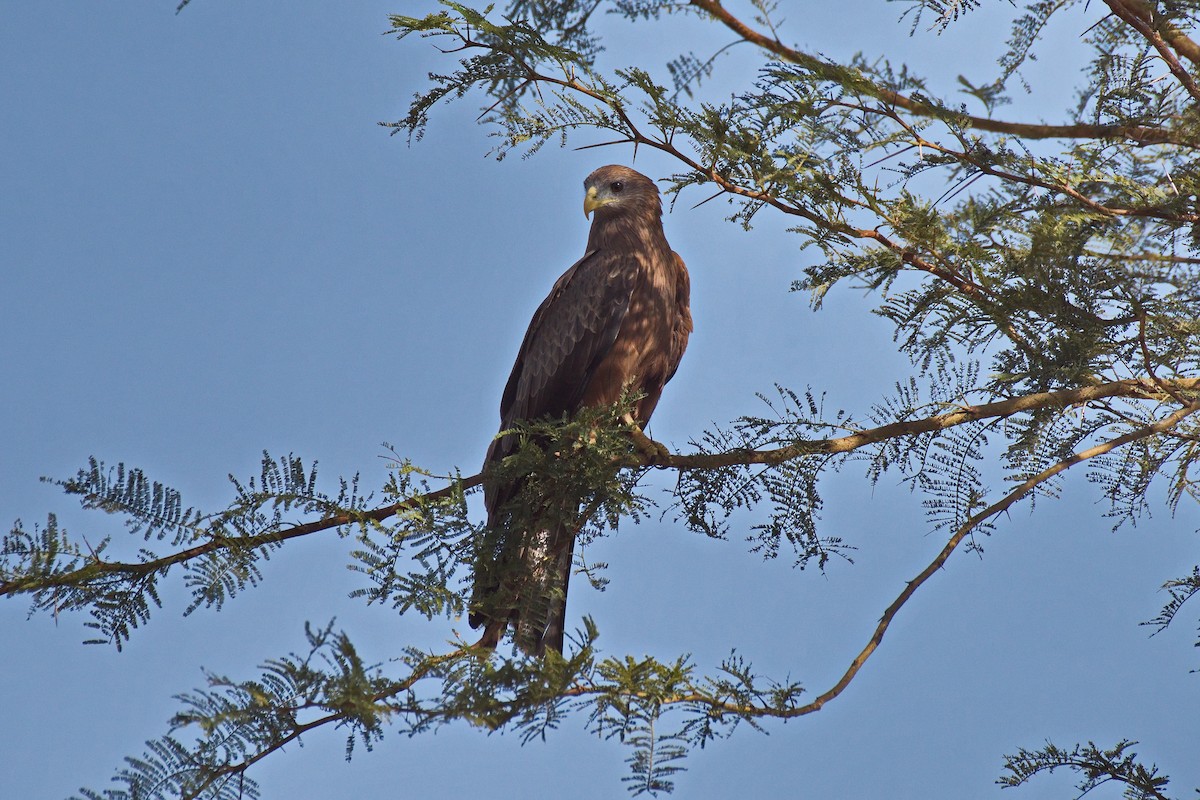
5;377;1195;600
1110;0;1200;65
641;377;1199;471
1105;0;1200;103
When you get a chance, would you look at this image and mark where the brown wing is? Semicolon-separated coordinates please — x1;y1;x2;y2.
473;248;639;646
485;248;639;505
474;166;690;654
582;247;691;423
665;250;692;385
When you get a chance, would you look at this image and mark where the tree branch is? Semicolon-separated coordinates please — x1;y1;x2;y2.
643;377;1199;470
0;474;483;597
792;396;1200;716
1109;0;1200;66
688;0;1196;147
114;395;1200;794
874;105;1200;223
6;377;1196;601
566;394;1200;720
178;648;468;800
1104;0;1200;103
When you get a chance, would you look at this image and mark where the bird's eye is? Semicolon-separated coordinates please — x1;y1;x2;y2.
611;181;624;193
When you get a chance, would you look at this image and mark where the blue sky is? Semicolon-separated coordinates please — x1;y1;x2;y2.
2;2;1198;798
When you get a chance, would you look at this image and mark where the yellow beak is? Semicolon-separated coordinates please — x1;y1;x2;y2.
584;186;603;218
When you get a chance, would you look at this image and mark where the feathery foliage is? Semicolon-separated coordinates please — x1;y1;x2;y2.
998;739;1172;800
6;0;1200;795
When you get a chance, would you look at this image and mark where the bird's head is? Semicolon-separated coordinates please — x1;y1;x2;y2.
583;165;660;219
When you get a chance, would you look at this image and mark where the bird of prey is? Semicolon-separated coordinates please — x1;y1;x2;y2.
471;165;692;655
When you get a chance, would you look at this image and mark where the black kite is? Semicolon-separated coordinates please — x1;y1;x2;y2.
471;165;692;655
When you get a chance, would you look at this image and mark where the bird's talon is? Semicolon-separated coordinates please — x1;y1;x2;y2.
643;438;671;464
623;416;669;464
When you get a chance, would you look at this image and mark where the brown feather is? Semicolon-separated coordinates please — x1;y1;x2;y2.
473;165;691;655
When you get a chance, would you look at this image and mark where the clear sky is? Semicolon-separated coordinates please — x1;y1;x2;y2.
2;2;1198;798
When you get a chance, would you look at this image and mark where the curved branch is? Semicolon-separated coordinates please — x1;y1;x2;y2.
569;394;1200;719
689;0;1196;147
140;397;1200;794
793;396;1200;716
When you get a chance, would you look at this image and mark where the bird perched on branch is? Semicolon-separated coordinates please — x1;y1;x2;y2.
471;165;692;655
